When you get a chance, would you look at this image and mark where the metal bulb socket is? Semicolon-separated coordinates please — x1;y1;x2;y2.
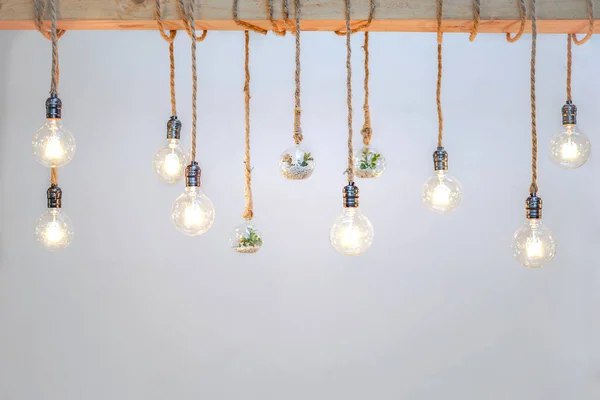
45;94;62;119
562;100;577;126
166;116;182;140
343;182;359;208
185;161;201;187
433;147;448;171
47;184;62;209
525;193;542;220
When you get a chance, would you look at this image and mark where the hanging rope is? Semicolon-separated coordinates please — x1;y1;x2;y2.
506;0;526;43
34;0;63;185
267;0;287;36
529;0;538;194
176;0;200;161
469;0;480;42
155;0;178;116
176;0;208;42
334;0;375;36
566;34;573;102
233;0;268;34
361;32;372;146
292;0;303;145
344;0;354;182
436;0;444;148
572;0;594;45
242;31;254;220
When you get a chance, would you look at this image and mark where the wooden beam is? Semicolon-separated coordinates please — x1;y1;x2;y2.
0;0;596;33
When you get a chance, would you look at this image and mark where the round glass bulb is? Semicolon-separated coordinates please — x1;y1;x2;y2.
511;219;556;268
422;170;463;214
32;118;76;168
230;220;263;253
279;145;314;180
354;146;386;178
549;124;591;169
153;139;191;184
34;208;74;251
171;187;215;236
330;207;374;256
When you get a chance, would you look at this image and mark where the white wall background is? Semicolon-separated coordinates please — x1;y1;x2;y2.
0;29;599;400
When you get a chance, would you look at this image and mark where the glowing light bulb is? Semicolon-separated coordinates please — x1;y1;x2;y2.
511;194;556;268
153;117;190;184
549;102;591;169
32;96;75;168
279;145;315;180
330;183;374;256
422;148;462;214
171;162;215;236
34;185;73;251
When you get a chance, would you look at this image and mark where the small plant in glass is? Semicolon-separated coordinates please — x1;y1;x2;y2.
354;146;386;178
279;145;315;180
230;221;263;253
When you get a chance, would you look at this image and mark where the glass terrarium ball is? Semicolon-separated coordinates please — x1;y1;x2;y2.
171;187;215;236
34;208;74;251
549;124;591;169
511;219;556;268
279;145;314;180
422;170;463;214
354;146;386;178
153;139;191;184
32;118;76;168
230;220;263;253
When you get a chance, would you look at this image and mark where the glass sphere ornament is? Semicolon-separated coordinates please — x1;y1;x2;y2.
171;162;215;236
153;117;190;184
32;96;75;168
549;102;591;169
354;146;386;178
422;148;462;214
279;145;314;180
230;220;263;253
511;194;556;268
34;185;73;251
330;183;374;256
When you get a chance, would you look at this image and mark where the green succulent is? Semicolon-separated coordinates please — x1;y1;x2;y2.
359;148;381;170
299;152;314;167
238;226;263;248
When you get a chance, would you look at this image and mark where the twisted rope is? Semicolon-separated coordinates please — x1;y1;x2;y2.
334;0;375;36
51;167;58;185
233;0;268;34
293;0;303;144
361;31;372;146
566;34;572;102
506;0;526;43
177;0;208;42
155;0;178;116
267;0;287;36
176;0;199;160
33;0;64;95
529;0;538;194
344;0;354;182
436;0;444;148
572;0;594;45
242;31;254;220
469;0;480;42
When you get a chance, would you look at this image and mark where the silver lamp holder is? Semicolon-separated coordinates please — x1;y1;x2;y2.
47;184;62;209
343;182;359;208
45;94;62;119
166;116;182;140
562;100;577;126
433;147;448;171
526;193;542;220
185;161;201;187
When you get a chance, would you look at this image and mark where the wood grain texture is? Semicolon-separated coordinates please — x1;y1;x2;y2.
0;0;597;32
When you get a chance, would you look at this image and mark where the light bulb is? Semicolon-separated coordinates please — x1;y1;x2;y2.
422;147;462;214
153;117;190;183
32;96;75;168
34;185;73;251
330;183;374;256
511;194;556;268
354;145;386;178
549;124;591;169
230;220;263;253
279;144;314;180
171;162;215;236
